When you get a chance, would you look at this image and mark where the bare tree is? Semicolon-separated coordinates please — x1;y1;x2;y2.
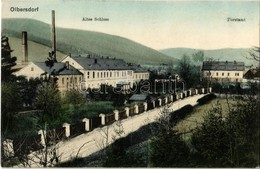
247;46;260;62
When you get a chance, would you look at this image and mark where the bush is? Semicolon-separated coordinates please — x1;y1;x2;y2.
71;101;114;122
197;93;216;105
170;104;193;123
62;89;85;105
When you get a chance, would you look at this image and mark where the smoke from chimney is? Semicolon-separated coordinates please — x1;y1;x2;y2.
51;10;56;61
22;31;28;65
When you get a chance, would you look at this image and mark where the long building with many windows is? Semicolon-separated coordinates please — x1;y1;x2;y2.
201;61;245;82
62;54;149;89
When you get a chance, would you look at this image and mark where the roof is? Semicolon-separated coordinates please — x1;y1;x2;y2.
33;62;82;76
67;55;148;72
129;94;149;101
202;61;245;71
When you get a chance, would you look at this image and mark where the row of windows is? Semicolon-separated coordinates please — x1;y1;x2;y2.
207;72;240;77
87;71;132;79
135;74;149;79
61;76;82;85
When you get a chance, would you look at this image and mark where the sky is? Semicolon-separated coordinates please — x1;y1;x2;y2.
1;0;259;50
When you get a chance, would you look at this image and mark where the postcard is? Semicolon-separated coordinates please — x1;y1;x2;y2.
1;0;259;168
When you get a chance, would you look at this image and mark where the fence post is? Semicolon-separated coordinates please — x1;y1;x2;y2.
38;129;47;146
62;123;70;138
134;104;139;114
195;89;198;95
143;102;148;111
114;110;119;121
180;92;183;99
176;93;179;100
165;97;168;104
189;89;192;96
82;118;90;131
209;87;212;93
202;88;205;94
3;139;14;157
158;98;162;106
99;114;106;125
152;100;155;108
125;107;130;117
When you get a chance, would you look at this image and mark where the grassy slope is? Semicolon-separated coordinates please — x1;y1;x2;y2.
8;37;66;63
174;98;237;133
2;18;177;65
160;47;256;66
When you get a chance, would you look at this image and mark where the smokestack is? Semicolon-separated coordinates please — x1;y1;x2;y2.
51;10;56;61
22;31;28;65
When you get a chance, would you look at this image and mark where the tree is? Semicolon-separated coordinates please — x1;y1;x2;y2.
34;82;62;128
225;98;259;167
1;82;23;135
62;89;85;105
149;108;190;167
1;36;18;82
16;76;43;108
191;98;259;167
192;51;204;64
191;103;231;167
247;46;260;62
176;55;194;88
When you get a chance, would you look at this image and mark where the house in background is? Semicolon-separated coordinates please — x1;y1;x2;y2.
61;54;149;89
244;67;260;79
15;62;83;94
201;61;245;83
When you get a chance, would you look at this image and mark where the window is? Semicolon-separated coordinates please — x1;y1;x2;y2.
87;72;90;79
101;72;103;78
117;72;119;77
107;72;109;77
110;72;112;77
62;78;64;84
75;77;77;83
216;73;218;76
93;72;95;78
97;72;99;78
104;72;106;78
79;77;81;82
228;73;230;76
31;67;34;71
128;71;132;76
222;73;224;76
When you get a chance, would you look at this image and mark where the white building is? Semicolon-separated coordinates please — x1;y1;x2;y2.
201;61;245;82
15;62;83;93
62;55;149;89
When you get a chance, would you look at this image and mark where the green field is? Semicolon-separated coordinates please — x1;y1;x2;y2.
175;98;238;133
2;18;178;65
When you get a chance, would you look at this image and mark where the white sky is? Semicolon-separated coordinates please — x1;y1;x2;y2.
1;0;259;50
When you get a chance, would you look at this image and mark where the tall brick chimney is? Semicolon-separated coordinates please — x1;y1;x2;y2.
51;10;56;61
22;31;28;65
